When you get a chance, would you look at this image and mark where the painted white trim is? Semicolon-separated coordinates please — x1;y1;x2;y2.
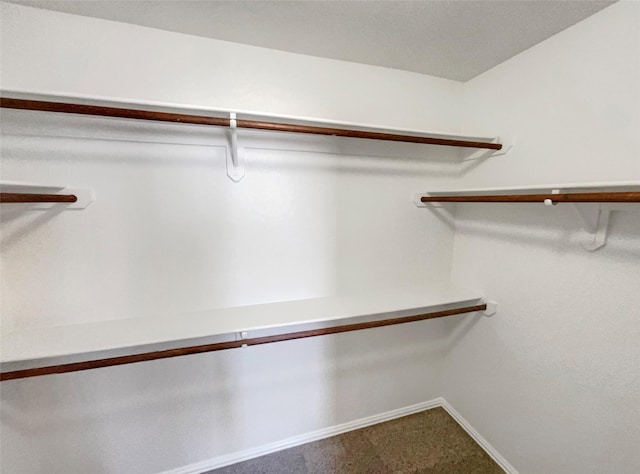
159;398;441;474
440;399;519;474
160;397;516;474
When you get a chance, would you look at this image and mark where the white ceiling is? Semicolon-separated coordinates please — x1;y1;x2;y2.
7;0;615;82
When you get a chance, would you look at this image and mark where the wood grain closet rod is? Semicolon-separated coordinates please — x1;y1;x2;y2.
0;98;502;150
0;303;486;381
420;192;640;203
0;192;78;203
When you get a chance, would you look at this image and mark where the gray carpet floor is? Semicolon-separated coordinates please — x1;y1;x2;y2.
208;407;503;473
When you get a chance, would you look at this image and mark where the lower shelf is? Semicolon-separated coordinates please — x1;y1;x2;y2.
1;285;485;379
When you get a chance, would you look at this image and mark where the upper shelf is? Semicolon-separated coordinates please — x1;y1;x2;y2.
414;181;640;205
1;285;483;369
0;90;503;151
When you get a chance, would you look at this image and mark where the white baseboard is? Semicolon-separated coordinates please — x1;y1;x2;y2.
161;397;517;474
439;399;519;474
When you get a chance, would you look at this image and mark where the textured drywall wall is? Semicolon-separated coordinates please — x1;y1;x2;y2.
0;3;465;473
445;2;640;473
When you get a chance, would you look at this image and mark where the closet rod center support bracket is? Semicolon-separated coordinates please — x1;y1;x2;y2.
544;188;560;206
237;331;248;348
227;112;245;182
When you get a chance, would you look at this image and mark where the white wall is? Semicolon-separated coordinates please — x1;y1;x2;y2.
0;3;466;473
445;2;640;473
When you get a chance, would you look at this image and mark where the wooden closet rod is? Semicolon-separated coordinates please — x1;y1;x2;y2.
0;98;502;150
0;192;78;203
421;192;640;203
0;303;486;381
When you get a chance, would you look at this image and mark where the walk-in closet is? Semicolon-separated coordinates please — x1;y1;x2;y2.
1;1;638;473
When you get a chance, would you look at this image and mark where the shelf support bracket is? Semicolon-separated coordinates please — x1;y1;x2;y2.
572;203;610;251
227;112;245;182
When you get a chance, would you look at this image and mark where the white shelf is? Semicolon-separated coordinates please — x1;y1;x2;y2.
0;180;67;193
416;180;640;199
3;89;511;183
2;88;499;147
414;180;640;207
1;285;484;369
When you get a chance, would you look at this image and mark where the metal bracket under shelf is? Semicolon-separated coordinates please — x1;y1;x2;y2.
569;202;636;251
571;203;610;251
226;112;245;182
542;188;632;251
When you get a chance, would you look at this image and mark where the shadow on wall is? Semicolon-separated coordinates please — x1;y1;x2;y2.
0;206;66;251
0;132;474;179
451;203;640;260
326;317;454;427
441;313;485;358
243;146;491;178
0;353;240;473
